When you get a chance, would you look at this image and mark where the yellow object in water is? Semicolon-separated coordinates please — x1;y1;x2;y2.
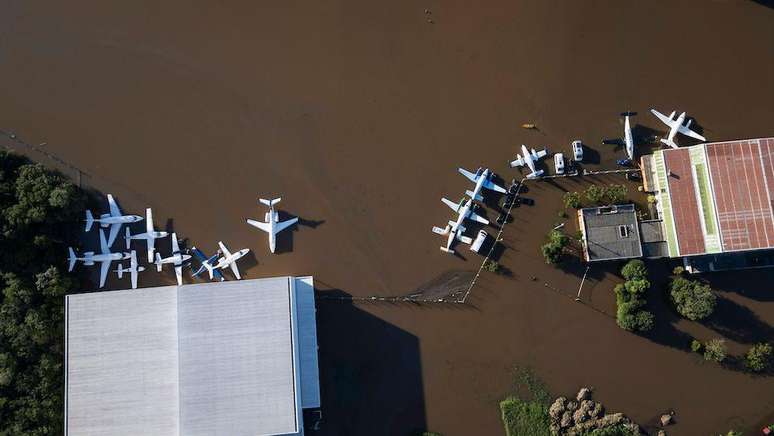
521;123;536;129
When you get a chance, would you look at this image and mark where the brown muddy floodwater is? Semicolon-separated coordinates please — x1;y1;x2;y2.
1;1;773;435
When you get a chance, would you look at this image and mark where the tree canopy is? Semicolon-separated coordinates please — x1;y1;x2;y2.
0;151;85;434
669;276;716;321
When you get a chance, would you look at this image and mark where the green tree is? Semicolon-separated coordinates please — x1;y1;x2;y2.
621;259;647;280
541;230;569;264
704;338;727;363
624;278;650;295
603;184;628;204
584;185;605;205
563;192;581;209
745;343;772;372
691;339;702;353
669;277;717;321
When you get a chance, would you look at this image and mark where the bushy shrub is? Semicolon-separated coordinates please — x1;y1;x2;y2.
563;192;581;209
616;299;653;332
541;230;569;264
621;259;647;280
483;259;501;274
672;266;685;276
745;343;772;372
690;339;703;353
585;185;605;205
704;339;727;363
669;277;716;321
604;184;628;205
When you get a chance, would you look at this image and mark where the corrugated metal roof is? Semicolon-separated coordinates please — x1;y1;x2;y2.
65;277;320;436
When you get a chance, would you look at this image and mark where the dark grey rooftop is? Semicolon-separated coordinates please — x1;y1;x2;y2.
581;204;643;262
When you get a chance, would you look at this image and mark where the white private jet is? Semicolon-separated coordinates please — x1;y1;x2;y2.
68;229;130;288
509;145;548;179
458;167;507;201
213;241;250;280
154;233;191;286
125;208;169;263
115;250;145;289
432;197;488;253
603;112;638;161
246;198;299;253
84;194;143;247
650;108;706;148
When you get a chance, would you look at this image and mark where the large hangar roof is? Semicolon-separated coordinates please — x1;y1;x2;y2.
65;276;319;436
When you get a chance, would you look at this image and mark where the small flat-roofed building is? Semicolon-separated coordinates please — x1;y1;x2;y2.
65;277;321;436
640;137;774;272
578;204;643;262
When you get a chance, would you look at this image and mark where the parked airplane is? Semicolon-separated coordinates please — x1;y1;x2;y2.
432;198;488;253
191;246;225;281
68;229;130;288
125;208;169;263
212;241;250;280
154;233;191;286
115;250;145;289
458;167;507;201
650;108;706;148
602;112;638;161
509;145;548;179
84;194;143;246
246;198;299;253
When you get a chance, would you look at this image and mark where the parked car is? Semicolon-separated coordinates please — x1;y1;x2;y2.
554;153;565;174
572;140;583;162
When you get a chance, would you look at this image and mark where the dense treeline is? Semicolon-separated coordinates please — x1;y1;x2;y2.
0;151;85;435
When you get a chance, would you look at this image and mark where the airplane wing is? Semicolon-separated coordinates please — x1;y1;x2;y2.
147;238;155;263
678;125;706;141
131;266;138;289
99;260;111;288
441;197;462;213
218;241;232;258
174;265;183;286
457;167;478;183
107;194;121;217
247;219;272;233
509;156;525;168
107;223;121;247
483;179;507;193
99;229;109;254
145;208;154;234
130;251;138;289
274;217;299;234
650;109;674;127
468;211;489;225
534;149;548;159
171;235;180;253
229;262;241;280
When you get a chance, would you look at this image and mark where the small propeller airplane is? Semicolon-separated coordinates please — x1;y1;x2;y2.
458;167;507;201
650;108;706;148
246;198;299;253
84;194;143;247
154;233;191;286
125;208;169;263
432;197;488;253
115;250;145;289
68;229;130;288
602;112;638;162
191;246;225;282
509;145;548;179
211;241;250;280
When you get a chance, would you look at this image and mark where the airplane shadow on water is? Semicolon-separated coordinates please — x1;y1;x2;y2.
274;211;325;255
313;288;428;436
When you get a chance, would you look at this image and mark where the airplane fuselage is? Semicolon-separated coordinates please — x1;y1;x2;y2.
266;210;279;253
666;112;687;144
78;252;129;264
97;214;143;226
158;252;192;266
470;169;489;200
521;144;537;174
215;249;249;269
624;115;635;160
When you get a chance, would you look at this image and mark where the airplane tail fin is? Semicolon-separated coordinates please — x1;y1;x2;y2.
67;247;77;272
620;111;637;117
125;227;132;249
432;225;450;236
465;189;483;202
660;138;678;149
116;266;124;279
155;253;163;272
85;210;94;232
259;198;281;207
